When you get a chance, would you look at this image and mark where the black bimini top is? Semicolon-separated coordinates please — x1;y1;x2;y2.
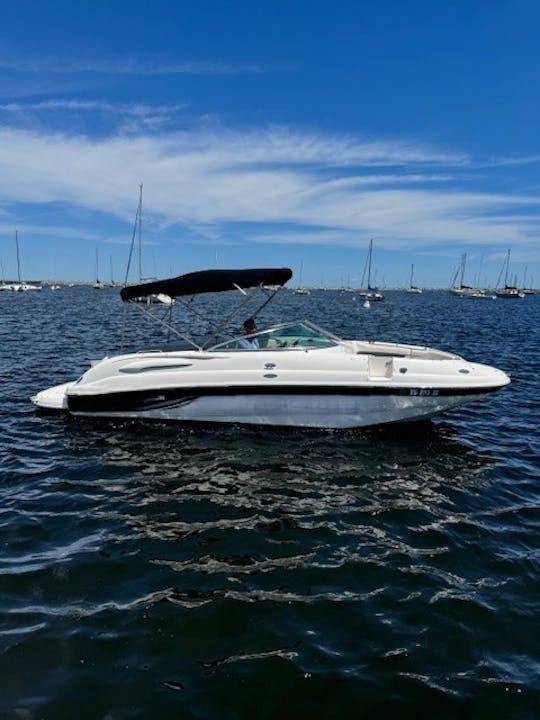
120;268;293;302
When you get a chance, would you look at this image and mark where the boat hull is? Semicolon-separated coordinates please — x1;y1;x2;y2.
34;382;500;429
32;334;510;430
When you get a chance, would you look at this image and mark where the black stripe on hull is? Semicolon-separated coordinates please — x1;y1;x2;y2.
66;384;502;414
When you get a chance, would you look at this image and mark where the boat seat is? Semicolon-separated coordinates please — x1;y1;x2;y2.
368;355;393;379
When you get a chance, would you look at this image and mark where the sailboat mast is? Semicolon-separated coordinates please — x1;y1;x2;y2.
477;254;484;289
504;249;510;286
367;238;373;288
138;184;143;283
460;253;466;287
15;230;21;283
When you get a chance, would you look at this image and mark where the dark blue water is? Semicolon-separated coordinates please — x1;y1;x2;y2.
1;288;539;719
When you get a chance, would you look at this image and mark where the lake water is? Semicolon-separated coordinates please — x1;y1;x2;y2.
1;287;539;719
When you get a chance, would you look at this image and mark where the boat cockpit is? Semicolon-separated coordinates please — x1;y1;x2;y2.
208;321;340;352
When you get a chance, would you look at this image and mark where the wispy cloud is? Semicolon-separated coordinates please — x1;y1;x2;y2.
486;154;540;167
0;99;187;132
0;56;265;76
0;99;186;115
0;222;99;241
0;123;538;255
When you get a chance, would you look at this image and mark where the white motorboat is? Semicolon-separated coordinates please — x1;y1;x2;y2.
32;268;510;429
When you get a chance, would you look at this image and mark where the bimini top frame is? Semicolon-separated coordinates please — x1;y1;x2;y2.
120;268;292;302
120;267;293;351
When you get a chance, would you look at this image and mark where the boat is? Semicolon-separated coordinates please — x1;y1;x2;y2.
0;261;12;291
125;185;173;305
406;264;422;293
449;253;475;296
522;268;536;295
464;290;495;300
494;250;525;299
463;255;495;299
12;231;42;291
293;261;311;295
32;267;511;429
93;248;105;289
358;239;384;301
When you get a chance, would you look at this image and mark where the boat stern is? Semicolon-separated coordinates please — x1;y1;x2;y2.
31;381;74;412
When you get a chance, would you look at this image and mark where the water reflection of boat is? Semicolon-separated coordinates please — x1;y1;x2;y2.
33;266;510;429
66;418;496;558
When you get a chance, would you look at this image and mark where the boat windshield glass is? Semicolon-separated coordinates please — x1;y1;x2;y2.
208;322;339;352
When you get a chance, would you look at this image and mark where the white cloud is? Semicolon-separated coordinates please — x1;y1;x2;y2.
0;124;538;254
0;99;186;116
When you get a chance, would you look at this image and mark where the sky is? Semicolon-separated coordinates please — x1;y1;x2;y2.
0;0;539;288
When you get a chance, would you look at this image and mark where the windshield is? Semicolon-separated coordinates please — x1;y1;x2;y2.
208;321;340;352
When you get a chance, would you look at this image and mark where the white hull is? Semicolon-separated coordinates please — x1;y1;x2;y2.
72;392;491;428
31;263;510;432
32;338;510;429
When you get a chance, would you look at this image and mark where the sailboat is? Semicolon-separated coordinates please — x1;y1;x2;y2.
49;258;61;290
522;267;536;295
406;264;422;293
494;249;525;299
463;254;495;299
12;231;42;291
93;247;105;289
108;255;117;287
293;260;310;295
358;239;383;301
124;185;173;305
0;260;12;291
449;253;475;296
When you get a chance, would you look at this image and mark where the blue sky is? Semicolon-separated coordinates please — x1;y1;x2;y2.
0;0;539;287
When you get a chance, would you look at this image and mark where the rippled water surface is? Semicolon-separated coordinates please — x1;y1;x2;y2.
1;288;539;719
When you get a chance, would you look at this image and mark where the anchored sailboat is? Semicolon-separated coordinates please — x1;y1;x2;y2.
358;239;383;301
293;260;310;295
449;253;475;296
494;250;525;299
93;248;105;289
406;264;422;293
12;231;42;291
124;185;173;305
